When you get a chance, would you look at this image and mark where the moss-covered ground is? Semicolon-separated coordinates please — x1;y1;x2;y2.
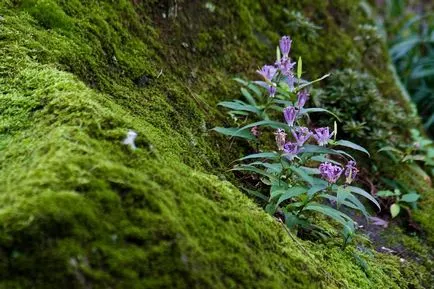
0;0;432;288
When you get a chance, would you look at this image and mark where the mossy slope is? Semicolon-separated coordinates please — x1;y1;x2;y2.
0;0;432;288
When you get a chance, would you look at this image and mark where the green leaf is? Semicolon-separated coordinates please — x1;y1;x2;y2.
401;154;425;162
297;73;330;90
336;187;349;208
248;162;282;174
377;146;403;155
247;83;262;97
390;203;401;218
233;77;248;86
302;145;342;157
238;152;280;161
304;203;352;226
284;211;304;228
376;190;396;198
335;140;370;156
290;166;313;185
301;108;341;121
276;186;307;207
240;88;257;106
400;193;420;203
228;110;250;116
310;155;342;166
218;100;259;114
347;186;381;211
297;56;302;79
231;165;276;180
236;120;288;134
333;121;338;141
343;191;369;218
307;184;327;197
270;182;288;199
332;150;355;160
276;45;281;62
242;188;268;201
212;127;256;140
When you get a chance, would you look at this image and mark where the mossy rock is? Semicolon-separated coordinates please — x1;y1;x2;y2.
0;0;432;288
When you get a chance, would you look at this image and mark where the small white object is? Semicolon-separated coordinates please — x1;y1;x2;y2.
122;130;138;150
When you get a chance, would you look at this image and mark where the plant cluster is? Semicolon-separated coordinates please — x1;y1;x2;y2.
312;69;416;144
380;0;434;134
379;128;434;176
214;36;380;247
376;188;420;219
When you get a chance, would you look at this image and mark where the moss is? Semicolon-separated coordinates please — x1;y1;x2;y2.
0;0;432;288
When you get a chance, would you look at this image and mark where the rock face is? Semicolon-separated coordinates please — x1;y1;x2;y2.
0;1;432;288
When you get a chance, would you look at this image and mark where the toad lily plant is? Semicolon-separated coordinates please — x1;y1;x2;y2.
213;36;380;246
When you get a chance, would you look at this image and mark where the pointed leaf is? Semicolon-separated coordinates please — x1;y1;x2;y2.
212;127;256;140
301;108;341;121
307;184;327;197
347;186;381;211
276;186;307;207
401;193;420;203
238;152;280;161
297;74;330;90
297;56;302;79
335;140;370;156
240;88;257;106
304;203;352;226
218;101;259;114
290;166;313;185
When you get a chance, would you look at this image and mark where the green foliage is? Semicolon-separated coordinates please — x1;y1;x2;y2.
313;69;416;144
376;184;421;218
215;37;378;246
380;1;434;133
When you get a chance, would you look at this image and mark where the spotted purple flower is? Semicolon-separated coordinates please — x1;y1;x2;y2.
251;126;261;138
313;127;332;146
283;106;298;127
274;129;287;151
291;127;312;146
319;162;343;183
279;36;292;59
283;142;300;161
257;65;277;82
296;90;309;108
276;58;296;76
268;85;277;97
344;161;359;184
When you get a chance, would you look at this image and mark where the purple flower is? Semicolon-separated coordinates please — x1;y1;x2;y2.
296;90;309;108
319;162;343;183
279;36;292;58
276;58;296;76
283;142;300;161
251;126;261;138
268;85;277;97
286;74;296;91
291;127;312;146
313;127;332;146
257;65;277;82
283;106;298;127
344;161;359;184
274;129;287;151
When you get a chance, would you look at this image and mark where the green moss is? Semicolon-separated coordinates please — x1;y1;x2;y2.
0;0;432;288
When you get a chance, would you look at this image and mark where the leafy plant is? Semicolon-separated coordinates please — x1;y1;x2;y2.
214;36;380;246
378;128;434;176
379;1;434;134
312;69;416;144
376;189;420;218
